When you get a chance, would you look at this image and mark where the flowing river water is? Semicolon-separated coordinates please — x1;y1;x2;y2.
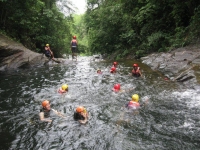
0;56;200;150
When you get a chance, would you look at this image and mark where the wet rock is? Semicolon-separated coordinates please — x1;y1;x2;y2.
141;45;200;83
0;34;66;71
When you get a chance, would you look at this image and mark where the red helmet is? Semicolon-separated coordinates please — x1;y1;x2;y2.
113;62;117;65
73;36;76;39
113;84;120;91
133;63;138;67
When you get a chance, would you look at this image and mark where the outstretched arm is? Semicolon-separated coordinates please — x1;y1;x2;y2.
52;109;66;118
79;112;89;124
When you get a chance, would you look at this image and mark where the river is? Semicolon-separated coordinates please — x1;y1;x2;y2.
0;56;200;150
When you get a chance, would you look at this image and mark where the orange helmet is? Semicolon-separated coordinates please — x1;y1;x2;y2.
76;106;84;113
73;36;76;39
113;62;117;65
133;63;138;67
42;100;49;107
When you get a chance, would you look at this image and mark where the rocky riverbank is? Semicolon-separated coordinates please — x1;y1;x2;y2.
141;45;200;85
0;34;64;71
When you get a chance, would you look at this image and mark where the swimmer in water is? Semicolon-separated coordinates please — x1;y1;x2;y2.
110;66;116;73
126;94;140;110
74;106;89;124
112;83;135;93
39;100;66;122
58;84;68;94
97;69;102;74
131;63;142;77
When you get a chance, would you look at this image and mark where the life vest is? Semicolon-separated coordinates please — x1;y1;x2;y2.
71;39;77;48
44;47;51;57
132;67;140;76
58;88;66;94
127;101;140;109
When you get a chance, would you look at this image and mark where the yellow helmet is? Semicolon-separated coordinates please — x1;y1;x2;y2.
46;44;49;47
132;94;139;102
61;84;68;91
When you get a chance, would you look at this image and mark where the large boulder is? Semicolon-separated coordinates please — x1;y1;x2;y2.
0;34;62;71
141;45;200;83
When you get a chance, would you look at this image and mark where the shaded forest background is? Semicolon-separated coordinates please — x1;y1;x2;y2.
1;0;200;59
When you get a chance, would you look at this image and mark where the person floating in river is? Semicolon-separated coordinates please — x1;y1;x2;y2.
126;94;140;110
58;84;68;94
132;63;142;77
97;69;102;74
110;66;116;73
39;100;66;122
74;106;89;124
112;83;135;93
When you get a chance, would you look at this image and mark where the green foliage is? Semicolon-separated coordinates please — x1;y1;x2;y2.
0;0;73;57
84;0;200;58
1;0;200;59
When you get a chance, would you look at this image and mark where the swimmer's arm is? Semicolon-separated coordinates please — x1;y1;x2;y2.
79;112;89;124
52;109;66;118
39;112;52;122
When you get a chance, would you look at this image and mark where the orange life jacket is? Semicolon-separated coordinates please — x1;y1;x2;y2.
128;101;140;109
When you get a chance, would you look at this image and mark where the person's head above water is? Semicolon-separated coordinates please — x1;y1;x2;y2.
42;100;51;110
62;84;68;91
132;94;139;102
97;69;102;74
110;67;116;73
112;83;120;92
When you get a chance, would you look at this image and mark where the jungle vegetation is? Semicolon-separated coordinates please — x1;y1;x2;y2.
1;0;200;59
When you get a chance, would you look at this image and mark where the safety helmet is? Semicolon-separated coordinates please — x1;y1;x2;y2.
42;100;50;107
113;62;117;65
132;94;139;102
133;63;138;67
46;44;49;47
61;84;68;91
113;84;120;90
76;106;84;113
73;36;76;39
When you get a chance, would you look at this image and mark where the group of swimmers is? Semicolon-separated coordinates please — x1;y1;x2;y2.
39;84;89;124
97;61;142;77
39;61;145;124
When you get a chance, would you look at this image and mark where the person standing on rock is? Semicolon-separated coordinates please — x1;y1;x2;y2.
70;36;78;60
